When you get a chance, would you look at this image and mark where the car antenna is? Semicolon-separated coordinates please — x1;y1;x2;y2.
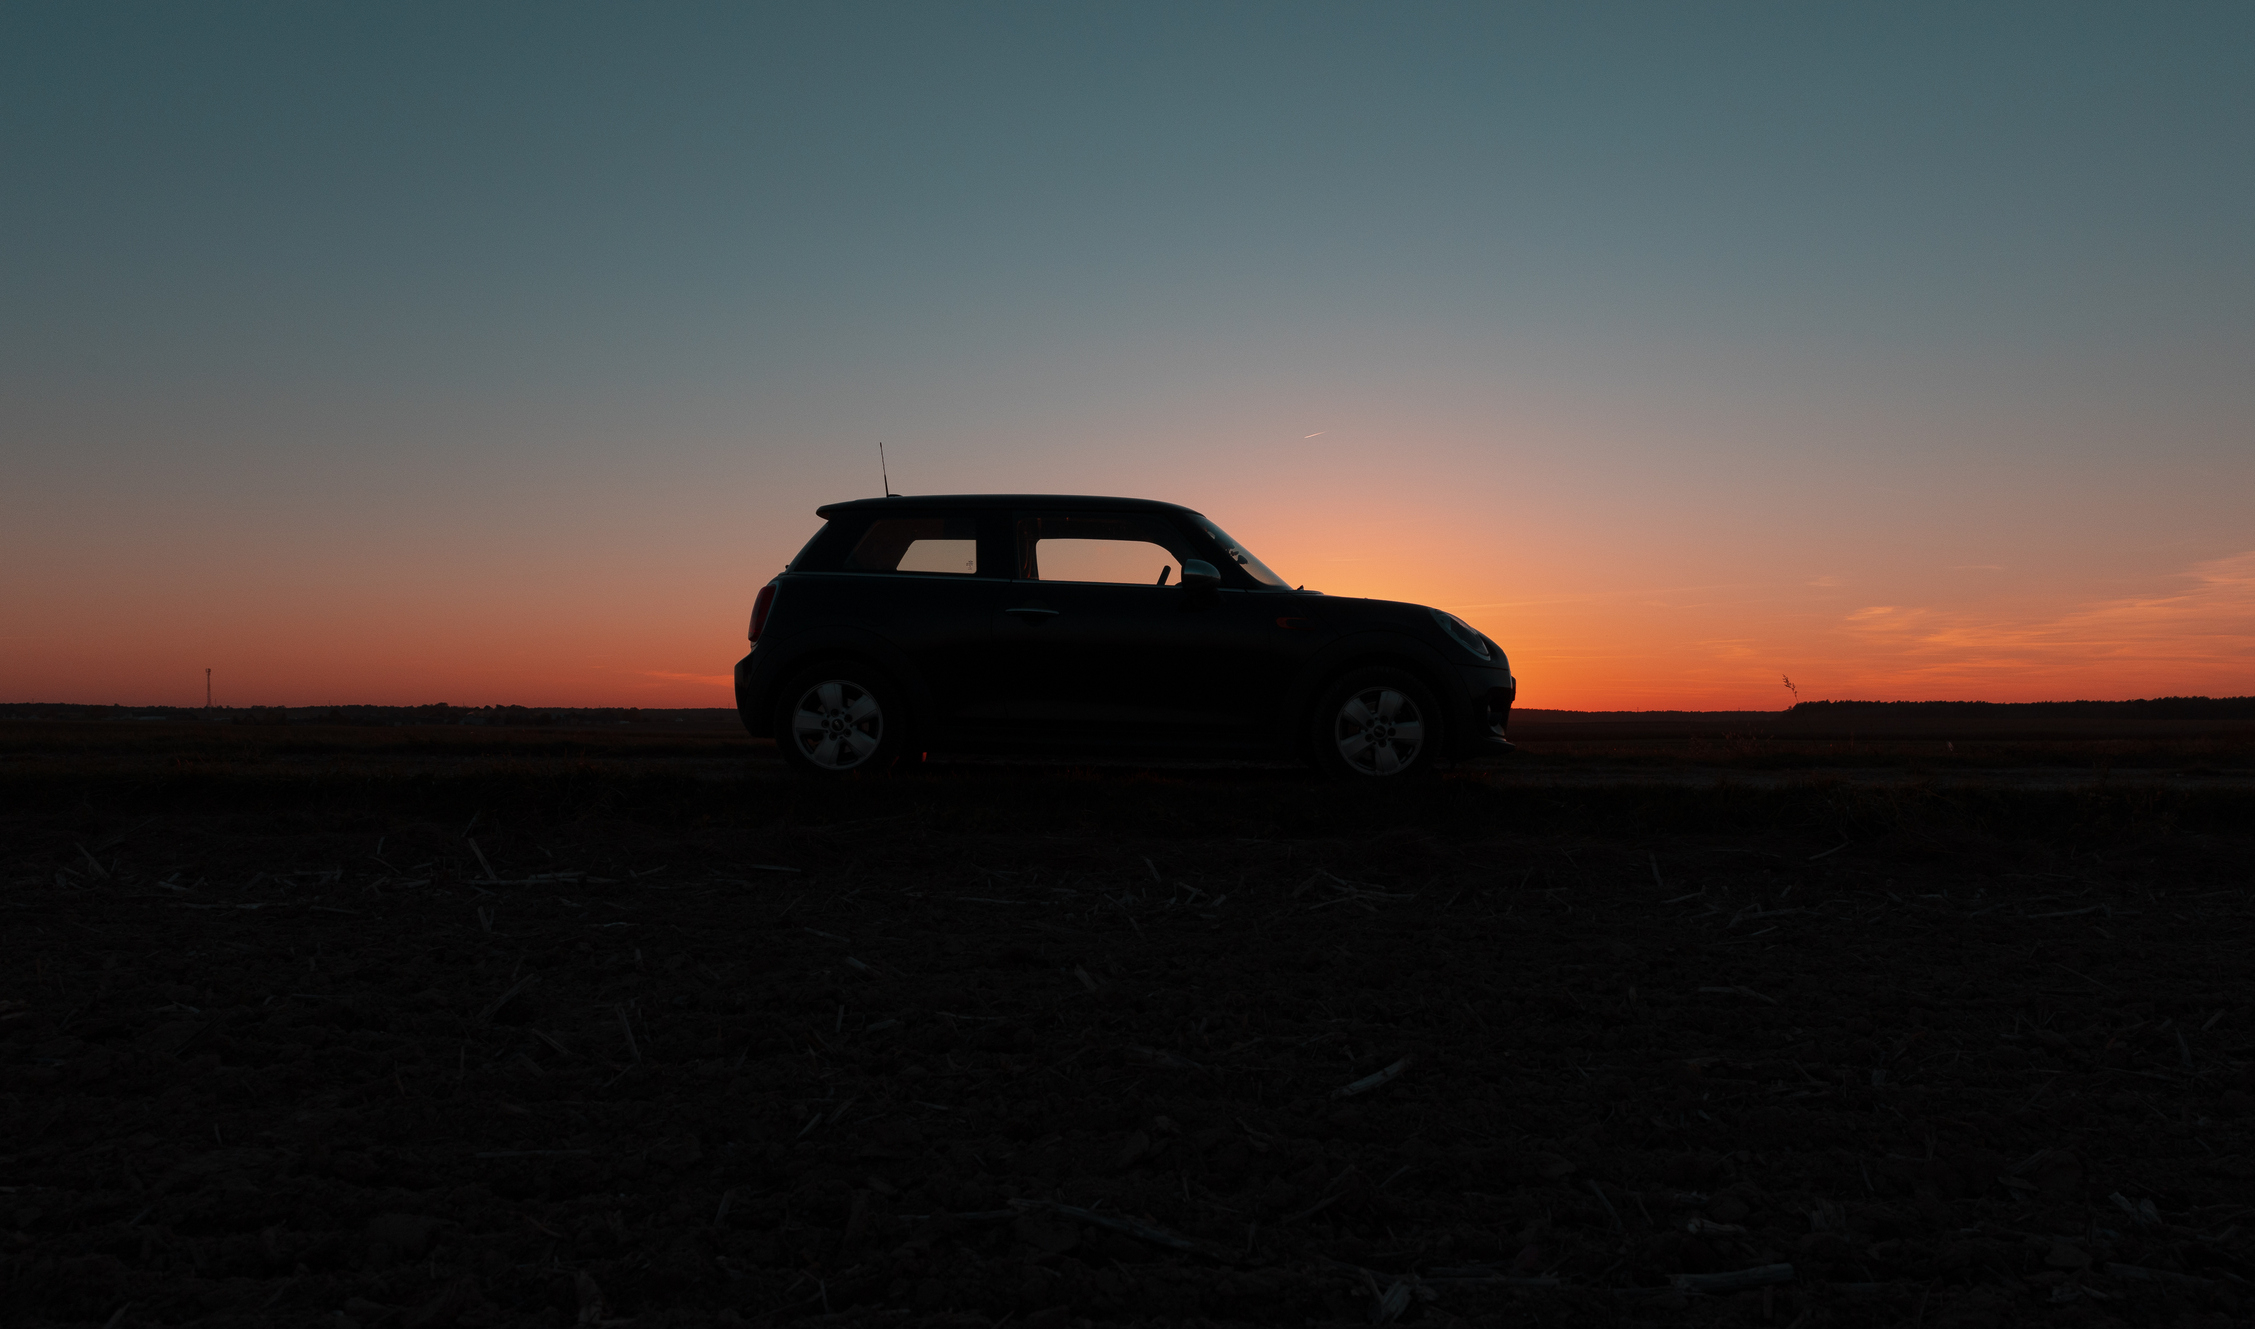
879;441;895;497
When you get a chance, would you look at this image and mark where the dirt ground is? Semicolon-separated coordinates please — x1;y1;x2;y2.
3;724;2252;1328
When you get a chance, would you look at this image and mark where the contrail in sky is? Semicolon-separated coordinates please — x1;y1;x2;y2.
1303;431;1325;438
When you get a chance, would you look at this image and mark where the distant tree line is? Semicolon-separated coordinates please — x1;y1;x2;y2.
1788;697;2255;719
0;703;719;727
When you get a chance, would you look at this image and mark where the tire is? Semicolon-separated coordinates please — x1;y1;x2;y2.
1307;667;1443;779
773;662;910;776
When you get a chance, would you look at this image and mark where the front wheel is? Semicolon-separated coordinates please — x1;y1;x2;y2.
1308;667;1443;779
774;664;909;776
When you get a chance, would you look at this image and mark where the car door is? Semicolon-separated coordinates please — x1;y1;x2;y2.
1185;583;1336;742
983;510;1246;749
825;511;1018;739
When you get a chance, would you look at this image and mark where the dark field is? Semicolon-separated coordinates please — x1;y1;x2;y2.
3;721;2253;1329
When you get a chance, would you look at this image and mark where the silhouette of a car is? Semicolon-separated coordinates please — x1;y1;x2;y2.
734;494;1515;777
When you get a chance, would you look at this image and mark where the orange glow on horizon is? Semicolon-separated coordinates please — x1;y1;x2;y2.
4;402;2247;714
6;497;2246;713
1234;512;2255;714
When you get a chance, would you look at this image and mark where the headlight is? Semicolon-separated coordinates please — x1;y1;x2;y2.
1428;607;1494;662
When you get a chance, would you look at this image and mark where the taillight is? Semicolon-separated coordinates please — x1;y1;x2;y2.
749;583;777;642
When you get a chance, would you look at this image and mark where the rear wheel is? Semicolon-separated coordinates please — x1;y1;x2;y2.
1308;667;1442;779
774;663;909;776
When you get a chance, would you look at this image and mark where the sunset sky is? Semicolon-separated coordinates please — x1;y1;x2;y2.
5;3;2250;711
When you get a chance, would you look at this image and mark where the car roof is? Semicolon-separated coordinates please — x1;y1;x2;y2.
815;494;1204;519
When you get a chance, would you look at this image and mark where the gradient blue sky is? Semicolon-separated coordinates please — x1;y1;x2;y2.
5;2;2250;708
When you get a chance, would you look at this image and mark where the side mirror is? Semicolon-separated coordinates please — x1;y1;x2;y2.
1179;559;1221;590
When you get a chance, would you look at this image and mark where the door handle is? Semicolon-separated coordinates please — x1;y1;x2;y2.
1005;606;1061;622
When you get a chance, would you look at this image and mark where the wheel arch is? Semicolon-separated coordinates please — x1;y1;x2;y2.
1283;631;1477;758
741;626;930;740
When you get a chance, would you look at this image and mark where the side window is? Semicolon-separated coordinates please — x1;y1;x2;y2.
844;517;980;575
1016;513;1195;585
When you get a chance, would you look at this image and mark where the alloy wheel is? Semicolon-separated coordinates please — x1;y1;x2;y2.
789;680;883;770
1333;687;1425;775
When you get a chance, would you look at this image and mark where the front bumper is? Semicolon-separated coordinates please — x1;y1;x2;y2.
1454;668;1516;755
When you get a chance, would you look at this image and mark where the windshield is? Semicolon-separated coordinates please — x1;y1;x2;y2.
1194;516;1292;589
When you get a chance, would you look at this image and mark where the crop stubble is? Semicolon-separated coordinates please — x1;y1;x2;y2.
2;759;2252;1328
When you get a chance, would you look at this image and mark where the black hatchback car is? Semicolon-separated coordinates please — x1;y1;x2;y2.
734;494;1515;777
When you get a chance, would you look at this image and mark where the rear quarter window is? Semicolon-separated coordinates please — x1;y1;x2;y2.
843;517;980;575
784;527;827;571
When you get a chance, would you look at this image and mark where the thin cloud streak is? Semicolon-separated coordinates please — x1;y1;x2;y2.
1838;550;2255;693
